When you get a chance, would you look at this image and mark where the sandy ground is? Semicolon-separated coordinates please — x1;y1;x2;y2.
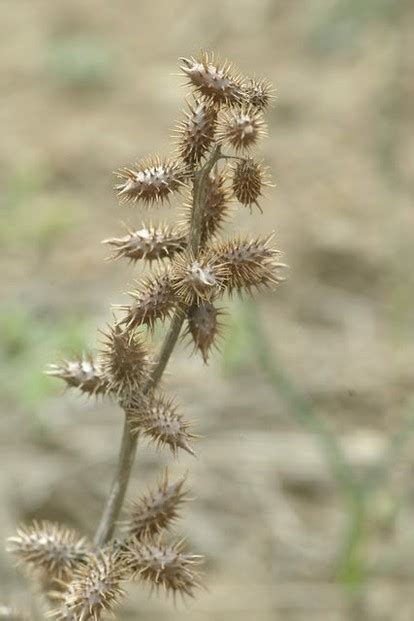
1;1;414;619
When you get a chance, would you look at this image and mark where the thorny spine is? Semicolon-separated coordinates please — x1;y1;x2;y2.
7;52;285;620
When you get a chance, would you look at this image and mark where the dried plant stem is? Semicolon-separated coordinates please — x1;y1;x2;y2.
189;145;222;254
93;422;137;546
94;146;222;547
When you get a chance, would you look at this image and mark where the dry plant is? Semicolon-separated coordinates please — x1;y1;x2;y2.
7;52;286;620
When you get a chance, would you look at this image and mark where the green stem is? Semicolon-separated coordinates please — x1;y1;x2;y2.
243;301;373;598
243;299;359;500
337;490;367;589
241;290;414;611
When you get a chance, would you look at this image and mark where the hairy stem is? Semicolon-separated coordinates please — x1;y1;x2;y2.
93;146;222;546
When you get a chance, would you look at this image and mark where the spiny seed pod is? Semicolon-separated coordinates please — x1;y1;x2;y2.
102;224;186;264
122;537;202;598
122;472;189;539
7;521;89;580
53;551;125;621
126;394;196;456
218;107;267;152
170;250;227;305
118;271;176;332
175;99;218;167
99;325;150;396
232;158;270;212
243;78;275;110
182;171;232;246
185;301;224;363
180;52;244;106
115;157;187;205
214;235;287;294
46;355;107;397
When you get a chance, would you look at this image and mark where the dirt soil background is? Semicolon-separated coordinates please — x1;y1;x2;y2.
1;1;414;620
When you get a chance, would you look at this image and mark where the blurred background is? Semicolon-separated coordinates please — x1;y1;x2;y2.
1;0;414;619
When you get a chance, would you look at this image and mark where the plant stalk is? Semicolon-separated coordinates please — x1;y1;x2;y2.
94;146;222;546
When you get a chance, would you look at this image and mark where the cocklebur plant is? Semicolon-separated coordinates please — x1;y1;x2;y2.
7;52;286;619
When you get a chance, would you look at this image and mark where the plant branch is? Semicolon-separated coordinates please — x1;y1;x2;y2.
93;146;222;546
93;422;137;546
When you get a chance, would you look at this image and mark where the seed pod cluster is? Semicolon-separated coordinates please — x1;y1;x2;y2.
46;356;107;396
115;157;187;205
119;270;176;331
103;224;186;264
185;301;224;363
214;236;287;294
126;393;196;456
122;471;188;539
182;171;232;246
180;52;245;106
243;78;275;110
52;551;126;621
121;537;202;598
232;158;270;212
15;53;287;618
175;99;218;167
7;521;89;582
99;325;150;396
170;250;227;305
218;107;267;152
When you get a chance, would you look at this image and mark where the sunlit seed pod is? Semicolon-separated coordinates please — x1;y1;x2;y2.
218;107;267;152
102;224;187;264
121;536;203;598
117;270;176;332
122;471;189;539
185;301;224;363
214;235;287;294
99;325;150;397
46;355;108;396
181;170;232;246
242;78;276;110
200;172;233;244
115;157;188;205
7;521;89;581
52;551;125;621
170;250;227;305
179;52;245;107
126;393;196;457
174;99;218;167
232;158;270;212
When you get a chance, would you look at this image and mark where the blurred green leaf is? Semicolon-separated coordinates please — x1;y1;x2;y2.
1;165;78;250
46;35;112;90
0;306;93;409
220;299;256;375
309;0;405;54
